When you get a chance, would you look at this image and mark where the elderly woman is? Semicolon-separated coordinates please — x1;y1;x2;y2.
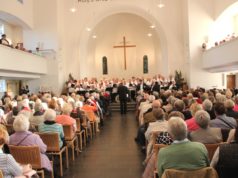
9;115;52;172
39;109;64;148
157;117;209;178
0;126;22;178
202;99;216;120
29;101;45;126
189;110;222;143
55;103;76;131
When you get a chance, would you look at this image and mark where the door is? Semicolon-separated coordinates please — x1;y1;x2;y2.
227;75;236;89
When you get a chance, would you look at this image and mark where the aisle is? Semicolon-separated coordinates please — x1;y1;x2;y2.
64;112;144;178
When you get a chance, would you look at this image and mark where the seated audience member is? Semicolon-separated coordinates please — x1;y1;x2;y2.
0;34;10;46
189;110;222;143
173;100;192;120
202;99;216;120
29;102;45;126
0;126;23;177
185;102;203;131
55;103;76;131
9;115;52;172
225;99;238;119
135;100;161;148
139;95;155;125
157;117;209;178
211;127;238;178
39;109;64;148
145;108;168;157
210;102;237;129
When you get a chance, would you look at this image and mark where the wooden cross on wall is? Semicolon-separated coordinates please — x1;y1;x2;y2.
113;36;136;70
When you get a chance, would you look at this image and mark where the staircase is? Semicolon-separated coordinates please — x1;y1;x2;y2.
109;101;137;112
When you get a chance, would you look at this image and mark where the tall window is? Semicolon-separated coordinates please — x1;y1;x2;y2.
0;24;4;36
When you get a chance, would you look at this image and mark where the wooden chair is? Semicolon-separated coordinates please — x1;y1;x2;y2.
85;111;97;136
9;145;53;178
161;167;218;178
76;119;86;151
38;133;69;177
0;170;3;178
63;125;79;161
204;143;220;160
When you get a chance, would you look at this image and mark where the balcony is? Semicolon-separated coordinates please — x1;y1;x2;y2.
0;45;47;78
202;38;238;72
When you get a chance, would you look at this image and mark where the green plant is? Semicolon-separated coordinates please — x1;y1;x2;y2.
175;70;184;88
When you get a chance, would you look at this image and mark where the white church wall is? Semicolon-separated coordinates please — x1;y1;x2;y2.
0;0;33;29
60;0;185;81
187;0;224;89
84;13;160;79
23;0;58;51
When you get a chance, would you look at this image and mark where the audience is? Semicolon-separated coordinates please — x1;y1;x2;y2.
157;117;209;177
9;115;52;172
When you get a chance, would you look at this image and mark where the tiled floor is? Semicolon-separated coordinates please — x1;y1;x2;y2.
63;112;145;178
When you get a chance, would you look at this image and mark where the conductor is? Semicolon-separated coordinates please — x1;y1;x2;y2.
117;81;129;114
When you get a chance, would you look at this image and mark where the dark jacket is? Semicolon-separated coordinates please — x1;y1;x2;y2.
117;84;128;100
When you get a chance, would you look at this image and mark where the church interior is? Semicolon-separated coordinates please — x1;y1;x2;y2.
0;0;238;178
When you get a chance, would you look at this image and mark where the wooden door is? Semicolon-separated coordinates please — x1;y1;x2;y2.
227;75;236;89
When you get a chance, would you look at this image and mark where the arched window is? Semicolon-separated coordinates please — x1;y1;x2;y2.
102;56;108;75
143;55;148;74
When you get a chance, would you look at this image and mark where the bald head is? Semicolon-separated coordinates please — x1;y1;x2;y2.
152;100;161;109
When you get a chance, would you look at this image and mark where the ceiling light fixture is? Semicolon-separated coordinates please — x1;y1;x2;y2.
70;7;77;12
147;33;152;37
158;0;165;8
92;35;97;39
150;25;156;29
86;27;91;32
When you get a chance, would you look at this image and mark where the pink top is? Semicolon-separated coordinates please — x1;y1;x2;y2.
233;105;238;112
185;117;199;131
56;114;76;131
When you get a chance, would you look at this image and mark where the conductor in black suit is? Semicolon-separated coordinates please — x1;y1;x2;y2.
117;82;129;114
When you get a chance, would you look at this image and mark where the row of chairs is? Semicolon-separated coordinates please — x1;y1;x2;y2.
4;118;98;178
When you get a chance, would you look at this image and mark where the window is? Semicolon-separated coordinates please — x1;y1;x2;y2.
0;24;4;36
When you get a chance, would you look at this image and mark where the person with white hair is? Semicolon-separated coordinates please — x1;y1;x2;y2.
139;95;155;125
39;109;64;148
189;110;222;143
9;115;52;172
157;117;209;178
225;99;238;120
29;101;45;126
202;99;216;120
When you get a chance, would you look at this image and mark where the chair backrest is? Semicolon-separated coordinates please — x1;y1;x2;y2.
38;132;60;152
161;167;218;178
9;145;42;169
63;125;75;140
0;170;3;178
75;119;81;132
84;111;95;122
204;143;220;160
